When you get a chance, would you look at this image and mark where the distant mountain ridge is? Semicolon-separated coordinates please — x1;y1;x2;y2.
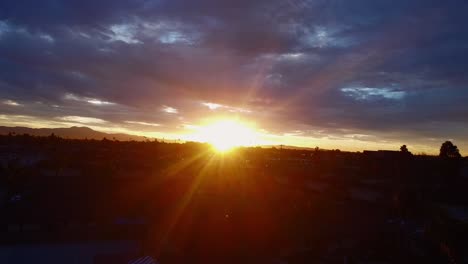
0;126;150;141
0;126;328;149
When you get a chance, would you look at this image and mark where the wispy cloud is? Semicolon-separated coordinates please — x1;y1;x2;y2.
107;23;142;44
64;94;116;106
341;87;406;100
124;121;161;127
2;99;21;106
58;116;107;124
162;106;178;114
202;102;222;110
201;102;251;113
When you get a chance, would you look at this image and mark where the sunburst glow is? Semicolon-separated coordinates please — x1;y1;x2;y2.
194;119;258;152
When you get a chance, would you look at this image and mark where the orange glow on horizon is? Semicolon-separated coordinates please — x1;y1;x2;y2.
188;119;259;152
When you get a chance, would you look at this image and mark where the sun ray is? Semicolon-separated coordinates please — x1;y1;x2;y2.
153;152;218;255
189;119;258;152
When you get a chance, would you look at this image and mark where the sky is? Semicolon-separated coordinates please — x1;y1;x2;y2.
0;0;468;154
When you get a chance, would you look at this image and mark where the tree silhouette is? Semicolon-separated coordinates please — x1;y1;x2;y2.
400;145;408;153
400;145;412;155
439;141;461;158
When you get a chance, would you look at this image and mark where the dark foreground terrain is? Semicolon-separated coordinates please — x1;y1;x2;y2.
1;134;468;263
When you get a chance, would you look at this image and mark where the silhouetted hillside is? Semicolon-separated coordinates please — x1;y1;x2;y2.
0;126;149;141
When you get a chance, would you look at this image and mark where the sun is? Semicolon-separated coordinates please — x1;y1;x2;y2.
196;119;257;152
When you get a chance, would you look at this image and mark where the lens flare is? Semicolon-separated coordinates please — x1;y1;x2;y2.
194;119;257;152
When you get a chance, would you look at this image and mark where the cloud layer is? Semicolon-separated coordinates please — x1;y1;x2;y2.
1;0;468;153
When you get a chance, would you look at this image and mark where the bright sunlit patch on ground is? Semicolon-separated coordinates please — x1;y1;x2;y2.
192;119;258;152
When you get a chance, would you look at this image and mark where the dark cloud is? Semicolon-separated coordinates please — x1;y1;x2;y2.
1;0;468;151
